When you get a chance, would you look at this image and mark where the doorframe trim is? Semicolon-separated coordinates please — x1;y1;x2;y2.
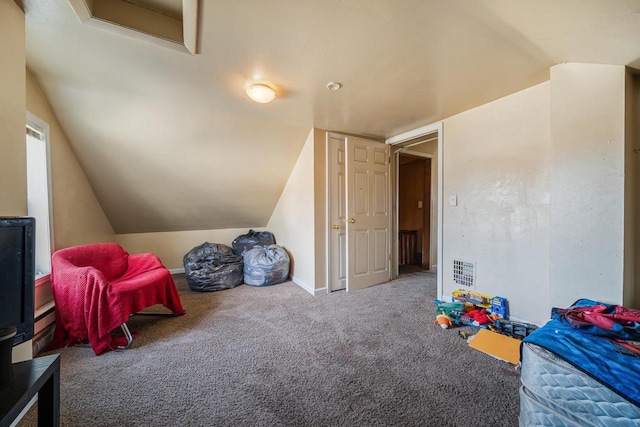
325;132;346;294
386;122;444;300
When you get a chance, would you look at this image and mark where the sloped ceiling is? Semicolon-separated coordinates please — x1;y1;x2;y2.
23;0;640;233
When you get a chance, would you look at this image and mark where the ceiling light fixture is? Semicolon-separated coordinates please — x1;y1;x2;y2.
246;82;277;103
327;82;342;91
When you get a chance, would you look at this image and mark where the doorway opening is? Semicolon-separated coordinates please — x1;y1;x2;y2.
386;122;442;299
398;153;431;275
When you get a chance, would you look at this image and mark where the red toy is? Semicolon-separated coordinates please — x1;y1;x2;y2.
465;308;492;326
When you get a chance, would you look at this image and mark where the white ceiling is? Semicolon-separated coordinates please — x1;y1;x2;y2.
23;0;640;233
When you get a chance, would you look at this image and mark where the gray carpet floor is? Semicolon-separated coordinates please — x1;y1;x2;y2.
19;271;521;426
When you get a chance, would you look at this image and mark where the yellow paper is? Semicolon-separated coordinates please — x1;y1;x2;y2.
468;329;521;365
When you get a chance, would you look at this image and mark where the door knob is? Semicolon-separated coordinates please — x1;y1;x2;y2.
332;224;340;229
348;218;355;223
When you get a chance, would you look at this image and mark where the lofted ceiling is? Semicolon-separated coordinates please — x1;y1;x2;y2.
23;0;640;234
130;0;183;19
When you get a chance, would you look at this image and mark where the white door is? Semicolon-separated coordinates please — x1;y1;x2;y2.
346;136;390;291
329;136;347;291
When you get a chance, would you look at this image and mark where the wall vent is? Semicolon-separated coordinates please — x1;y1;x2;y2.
453;260;475;289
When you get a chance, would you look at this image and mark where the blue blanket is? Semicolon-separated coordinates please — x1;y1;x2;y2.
523;300;640;407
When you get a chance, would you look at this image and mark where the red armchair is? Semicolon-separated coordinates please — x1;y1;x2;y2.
50;243;185;355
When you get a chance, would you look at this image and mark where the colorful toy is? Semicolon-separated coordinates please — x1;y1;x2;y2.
433;299;465;317
464;308;492;326
493;319;538;340
452;290;492;309
434;314;453;329
490;296;508;319
455;314;482;328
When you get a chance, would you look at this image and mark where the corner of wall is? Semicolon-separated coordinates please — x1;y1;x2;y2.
550;63;627;308
442;80;551;325
629;71;640;309
265;128;317;289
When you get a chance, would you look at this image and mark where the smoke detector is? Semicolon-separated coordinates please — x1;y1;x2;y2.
326;82;342;91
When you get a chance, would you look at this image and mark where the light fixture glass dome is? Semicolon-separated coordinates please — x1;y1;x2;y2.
246;83;276;103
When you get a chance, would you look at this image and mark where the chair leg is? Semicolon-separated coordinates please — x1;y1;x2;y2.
132;311;179;317
115;323;134;350
114;312;177;351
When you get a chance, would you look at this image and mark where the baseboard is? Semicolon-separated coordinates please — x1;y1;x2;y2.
173;269;324;296
32;324;55;356
291;276;315;296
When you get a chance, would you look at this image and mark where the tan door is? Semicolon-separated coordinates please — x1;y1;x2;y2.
329;136;347;291
346;136;390;291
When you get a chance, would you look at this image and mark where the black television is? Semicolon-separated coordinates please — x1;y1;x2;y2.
0;217;35;346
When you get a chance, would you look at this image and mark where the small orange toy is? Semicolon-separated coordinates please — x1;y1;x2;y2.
434;314;453;329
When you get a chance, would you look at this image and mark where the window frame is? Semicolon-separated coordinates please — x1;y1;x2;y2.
26;111;55;282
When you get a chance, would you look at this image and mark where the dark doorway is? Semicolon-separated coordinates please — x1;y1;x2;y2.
398;154;431;273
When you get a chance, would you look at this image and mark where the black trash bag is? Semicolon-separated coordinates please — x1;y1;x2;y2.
183;242;244;291
243;245;290;287
232;230;275;256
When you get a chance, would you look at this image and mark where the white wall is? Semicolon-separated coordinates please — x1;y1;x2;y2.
267;129;317;293
442;82;551;325
549;64;627;309
439;64;638;325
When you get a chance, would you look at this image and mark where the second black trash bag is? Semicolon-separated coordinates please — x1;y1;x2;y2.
183;242;244;291
231;229;275;256
243;245;290;287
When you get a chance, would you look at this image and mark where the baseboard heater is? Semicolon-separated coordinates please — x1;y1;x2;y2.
32;301;56;356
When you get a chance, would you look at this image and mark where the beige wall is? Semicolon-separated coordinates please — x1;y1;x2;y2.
26;72;115;249
626;70;639;309
267;129;317;292
549;64;628;309
0;0;27;216
1;0;31;362
117;132;317;281
633;72;640;309
442;81;551;325
116;227;266;270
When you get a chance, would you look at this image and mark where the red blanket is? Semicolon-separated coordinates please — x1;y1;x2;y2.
50;243;185;355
